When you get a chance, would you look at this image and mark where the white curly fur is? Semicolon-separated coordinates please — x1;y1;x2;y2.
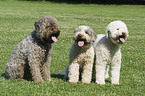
93;21;128;84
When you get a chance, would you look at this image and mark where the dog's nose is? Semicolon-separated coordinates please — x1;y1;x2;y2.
122;32;127;36
78;33;83;37
54;29;60;34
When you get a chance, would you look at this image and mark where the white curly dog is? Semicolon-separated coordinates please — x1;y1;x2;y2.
93;21;128;84
58;26;96;83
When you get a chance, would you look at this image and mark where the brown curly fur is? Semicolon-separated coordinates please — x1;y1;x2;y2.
5;16;60;83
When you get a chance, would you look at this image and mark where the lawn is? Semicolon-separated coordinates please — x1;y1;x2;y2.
0;0;145;95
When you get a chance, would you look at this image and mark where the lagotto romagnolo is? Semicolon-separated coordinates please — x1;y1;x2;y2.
93;21;128;84
5;16;60;83
58;26;96;83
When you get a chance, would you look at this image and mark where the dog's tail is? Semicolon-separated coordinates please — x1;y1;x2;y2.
57;72;66;76
57;72;68;79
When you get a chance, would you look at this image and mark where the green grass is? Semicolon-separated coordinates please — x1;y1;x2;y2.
0;0;145;95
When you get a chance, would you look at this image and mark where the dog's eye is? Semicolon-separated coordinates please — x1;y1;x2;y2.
117;28;119;30
85;31;89;34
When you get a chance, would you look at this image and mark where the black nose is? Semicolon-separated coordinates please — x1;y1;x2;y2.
122;32;126;35
78;34;83;38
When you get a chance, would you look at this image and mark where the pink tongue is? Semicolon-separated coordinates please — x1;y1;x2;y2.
51;36;57;42
120;38;125;42
78;41;84;47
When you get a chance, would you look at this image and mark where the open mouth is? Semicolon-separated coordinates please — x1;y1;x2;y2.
50;30;60;43
117;33;126;43
78;41;84;47
51;36;57;42
76;38;87;47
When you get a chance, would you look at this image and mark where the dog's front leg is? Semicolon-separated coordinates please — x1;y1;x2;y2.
28;55;44;83
95;61;107;85
68;63;79;83
81;59;93;83
110;62;121;84
110;52;121;84
42;56;51;81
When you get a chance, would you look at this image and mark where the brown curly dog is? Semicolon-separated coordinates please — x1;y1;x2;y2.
5;16;60;83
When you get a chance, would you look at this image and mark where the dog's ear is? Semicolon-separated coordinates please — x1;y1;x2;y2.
89;27;96;42
92;32;97;42
106;29;111;39
34;21;41;33
106;23;111;39
73;28;79;40
73;31;76;40
106;33;108;38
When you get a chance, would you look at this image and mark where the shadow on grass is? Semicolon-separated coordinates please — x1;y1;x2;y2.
1;73;5;78
51;73;65;79
51;73;68;82
1;73;33;82
2;73;111;84
19;0;145;5
51;73;111;84
105;79;111;84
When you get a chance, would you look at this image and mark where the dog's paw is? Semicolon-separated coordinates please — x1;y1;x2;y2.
111;81;119;85
82;81;91;84
45;78;52;81
82;79;91;83
33;78;44;83
105;74;109;79
111;79;119;84
96;81;105;85
69;80;78;83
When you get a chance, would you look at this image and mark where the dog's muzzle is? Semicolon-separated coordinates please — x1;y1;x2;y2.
117;32;127;43
51;30;60;42
76;37;90;47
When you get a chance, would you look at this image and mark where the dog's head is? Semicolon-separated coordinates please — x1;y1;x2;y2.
106;21;128;44
34;16;60;44
73;26;96;47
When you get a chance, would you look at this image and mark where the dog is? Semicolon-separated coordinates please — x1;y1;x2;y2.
5;16;60;83
93;20;128;84
58;26;96;83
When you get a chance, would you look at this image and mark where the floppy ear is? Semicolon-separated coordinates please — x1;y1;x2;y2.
73;27;79;40
106;24;110;39
106;29;111;39
92;31;97;42
34;21;40;32
106;33;108;38
106;30;111;39
73;30;77;41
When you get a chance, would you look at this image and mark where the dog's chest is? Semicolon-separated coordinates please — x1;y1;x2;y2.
31;43;52;61
76;46;94;62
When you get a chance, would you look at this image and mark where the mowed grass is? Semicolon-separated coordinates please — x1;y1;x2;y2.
0;0;145;95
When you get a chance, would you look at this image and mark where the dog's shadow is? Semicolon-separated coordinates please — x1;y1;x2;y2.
2;73;111;84
1;73;5;78
51;73;111;84
51;74;64;79
1;72;65;80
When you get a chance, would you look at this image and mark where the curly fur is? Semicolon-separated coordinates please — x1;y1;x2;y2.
93;21;128;84
5;16;60;83
65;26;96;83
